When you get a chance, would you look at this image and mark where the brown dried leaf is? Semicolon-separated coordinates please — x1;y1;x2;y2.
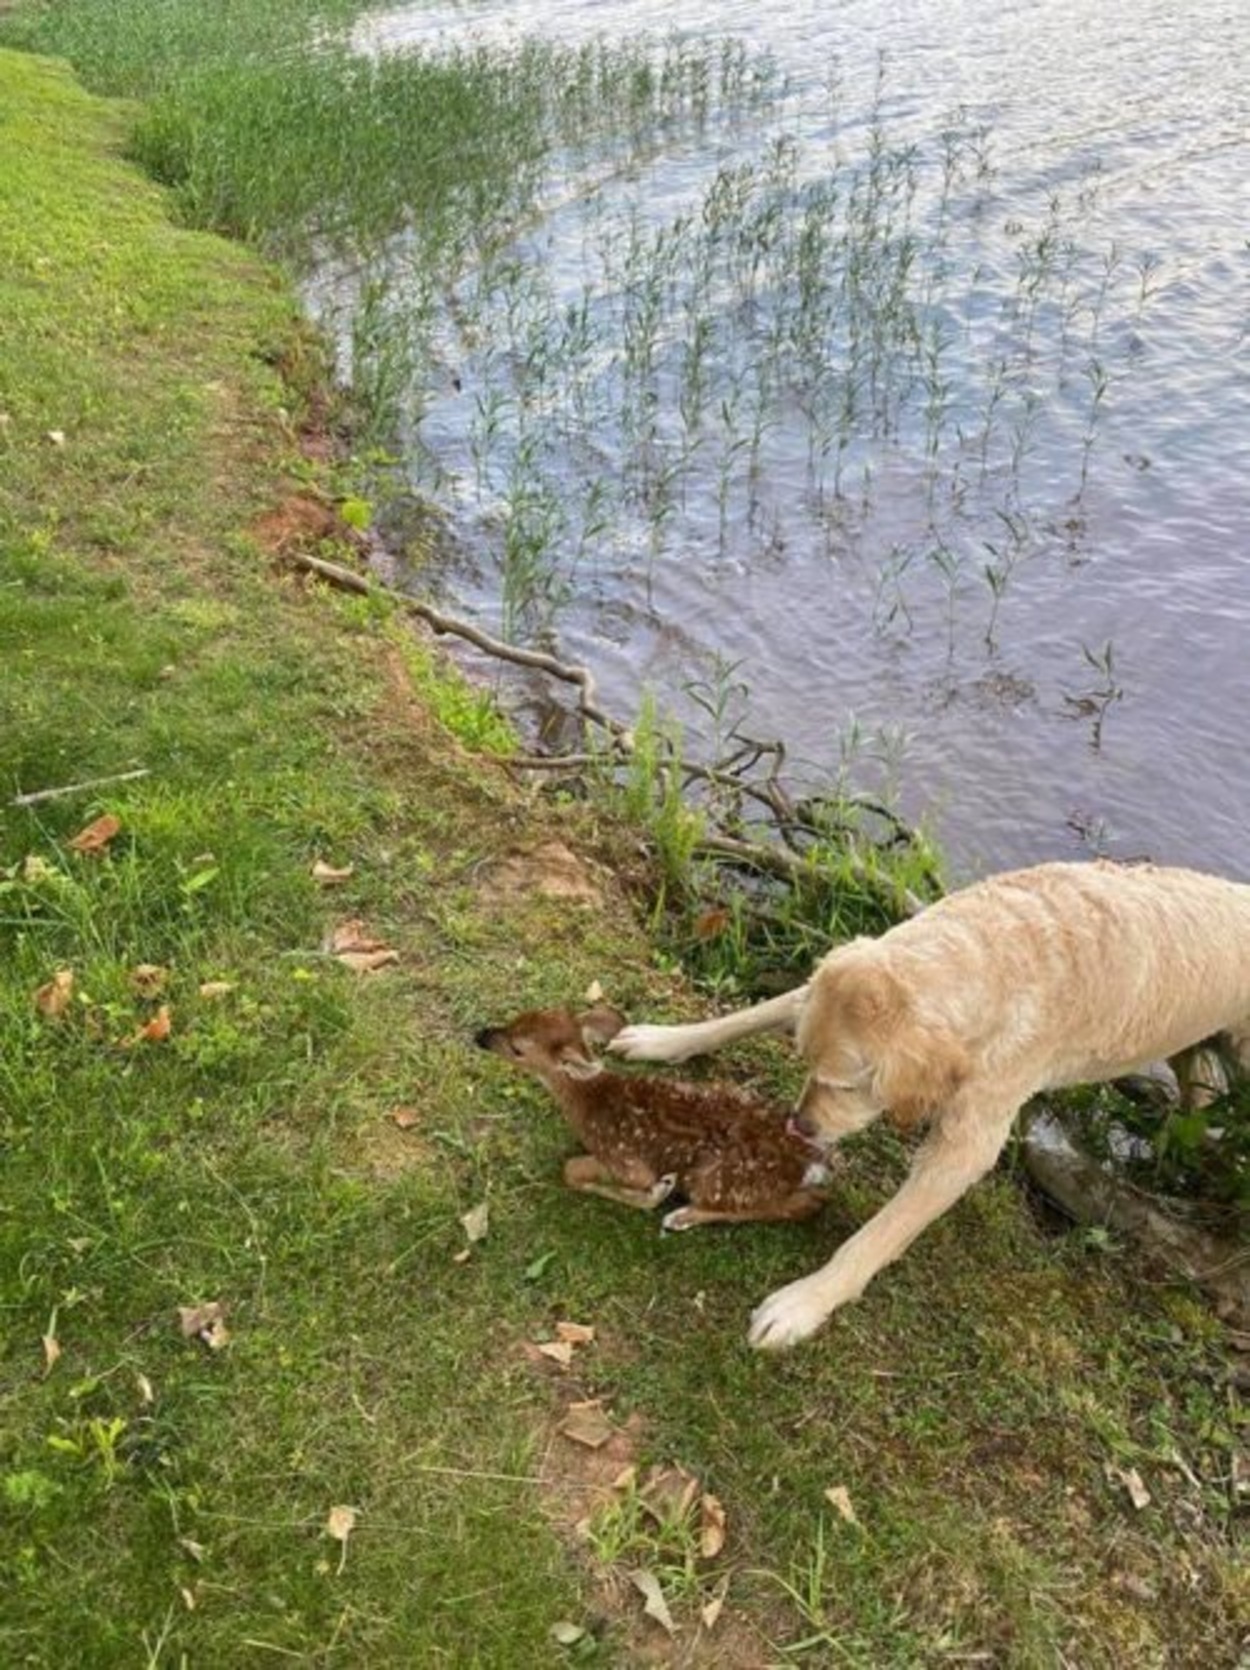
536;1340;575;1369
460;1201;490;1244
693;906;732;941
312;859;354;887
325;1504;358;1574
699;1492;727;1559
325;918;387;955
335;948;400;974
550;1621;586;1647
177;1301;230;1351
389;1106;422;1130
122;1004;172;1047
559;1399;616;1450
130;963;169;997
824;1484;858;1525
1108;1464;1151;1511
629;1568;676;1636
197;981;234;1000
35;968;74;1018
555;1321;595;1346
67;813;121;855
641;1463;700;1524
700;1576;730;1632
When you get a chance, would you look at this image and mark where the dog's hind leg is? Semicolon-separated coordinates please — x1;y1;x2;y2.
609;985;810;1064
748;1103;1018;1350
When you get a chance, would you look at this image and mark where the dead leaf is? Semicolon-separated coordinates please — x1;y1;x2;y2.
700;1492;727;1559
460;1201;490;1244
136;1373;155;1406
389;1107;421;1130
824;1485;859;1525
121;1004;172;1047
312;859;354;887
180;1586;197;1612
555;1321;595;1346
326;918;386;954
46;429;66;447
629;1568;676;1635
325;1504;358;1574
177;1301;230;1351
559;1399;616;1450
178;1537;206;1563
42;1334;61;1376
584;979;605;1004
700;1576;730;1632
197;981;234;1000
336;948;400;973
611;1463;638;1493
641;1463;700;1524
452;1248;472;1265
693;906;732;940
1108;1464;1151;1511
35;968;74;1019
130;963;169;996
67;813;121;855
536;1340;575;1369
324;916;400;972
550;1620;586;1647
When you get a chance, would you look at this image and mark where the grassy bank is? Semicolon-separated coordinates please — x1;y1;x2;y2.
1;42;1247;1670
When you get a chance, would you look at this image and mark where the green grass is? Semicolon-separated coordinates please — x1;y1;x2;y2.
0;44;1246;1670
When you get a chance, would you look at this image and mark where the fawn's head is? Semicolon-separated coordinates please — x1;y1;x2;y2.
474;1005;626;1082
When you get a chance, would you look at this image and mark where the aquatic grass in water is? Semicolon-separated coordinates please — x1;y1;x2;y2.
5;2;772;265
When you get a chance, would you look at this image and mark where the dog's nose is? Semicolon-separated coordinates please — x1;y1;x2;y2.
786;1111;821;1146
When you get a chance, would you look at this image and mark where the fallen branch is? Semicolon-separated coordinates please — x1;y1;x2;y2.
286;546;927;918
287;549;627;740
12;768;150;808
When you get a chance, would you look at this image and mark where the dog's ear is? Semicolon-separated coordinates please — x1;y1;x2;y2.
576;1005;627;1050
872;1024;970;1130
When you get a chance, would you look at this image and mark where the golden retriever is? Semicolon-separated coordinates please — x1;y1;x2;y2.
610;861;1250;1349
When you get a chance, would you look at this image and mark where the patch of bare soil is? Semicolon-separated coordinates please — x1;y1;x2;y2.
478;840;605;908
522;1344;778;1667
251;492;362;559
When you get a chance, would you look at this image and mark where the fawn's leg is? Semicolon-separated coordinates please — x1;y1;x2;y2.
563;1154;677;1211
662;1189;826;1232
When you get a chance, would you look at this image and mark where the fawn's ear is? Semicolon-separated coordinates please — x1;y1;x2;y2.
577;1005;627;1049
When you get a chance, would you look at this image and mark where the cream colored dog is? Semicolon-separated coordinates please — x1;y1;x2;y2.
611;861;1250;1350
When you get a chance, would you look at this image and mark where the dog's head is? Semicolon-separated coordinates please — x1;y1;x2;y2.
474;1005;627;1083
793;949;969;1138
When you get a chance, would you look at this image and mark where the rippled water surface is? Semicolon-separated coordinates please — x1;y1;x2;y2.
347;0;1250;878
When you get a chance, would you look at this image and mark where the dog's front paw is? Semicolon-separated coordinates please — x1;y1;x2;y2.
748;1277;833;1351
608;1024;698;1063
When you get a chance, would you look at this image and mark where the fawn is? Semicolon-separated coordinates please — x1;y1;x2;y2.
474;1005;831;1230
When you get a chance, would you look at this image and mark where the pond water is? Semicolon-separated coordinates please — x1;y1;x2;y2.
344;0;1250;880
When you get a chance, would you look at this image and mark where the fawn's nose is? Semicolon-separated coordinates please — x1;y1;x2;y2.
474;1027;497;1050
